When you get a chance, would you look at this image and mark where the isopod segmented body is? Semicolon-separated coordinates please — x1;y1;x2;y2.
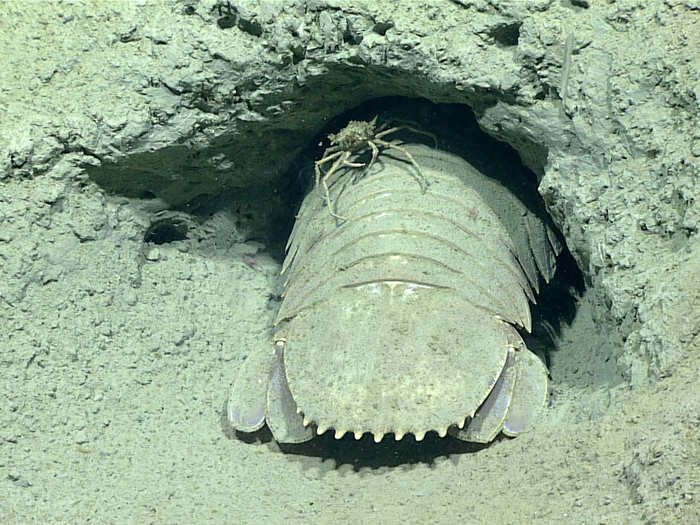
229;138;561;444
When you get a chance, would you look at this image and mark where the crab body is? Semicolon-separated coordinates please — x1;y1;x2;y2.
328;117;379;151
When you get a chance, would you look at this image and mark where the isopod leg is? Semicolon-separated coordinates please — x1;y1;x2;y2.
227;345;276;432
451;348;517;443
502;349;549;436
265;344;314;444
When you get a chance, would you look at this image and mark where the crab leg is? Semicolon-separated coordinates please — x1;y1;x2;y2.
321;151;364;222
375;124;438;149
314;150;344;186
366;140;380;173
376;139;431;192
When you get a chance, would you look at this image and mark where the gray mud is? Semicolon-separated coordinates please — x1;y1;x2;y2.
1;1;698;523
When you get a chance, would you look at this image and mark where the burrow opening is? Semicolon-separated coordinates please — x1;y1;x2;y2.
266;97;626;464
87;93;624;461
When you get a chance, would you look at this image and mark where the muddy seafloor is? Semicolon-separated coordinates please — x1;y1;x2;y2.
1;1;698;524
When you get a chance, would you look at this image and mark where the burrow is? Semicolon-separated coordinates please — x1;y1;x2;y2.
86;84;626;450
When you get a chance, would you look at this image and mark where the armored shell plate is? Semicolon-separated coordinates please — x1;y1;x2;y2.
283;285;512;440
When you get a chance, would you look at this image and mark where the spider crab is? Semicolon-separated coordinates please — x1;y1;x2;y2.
314;117;436;221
